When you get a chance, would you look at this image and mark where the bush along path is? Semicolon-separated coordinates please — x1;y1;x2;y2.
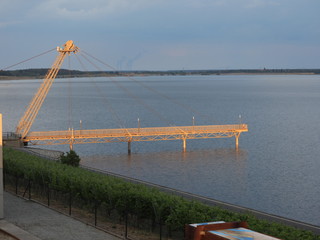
59;150;81;167
3;147;320;240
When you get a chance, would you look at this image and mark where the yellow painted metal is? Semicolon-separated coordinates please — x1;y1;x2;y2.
15;41;79;139
182;138;187;152
24;124;248;149
14;40;248;151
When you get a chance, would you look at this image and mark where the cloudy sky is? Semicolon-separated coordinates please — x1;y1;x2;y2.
1;0;320;70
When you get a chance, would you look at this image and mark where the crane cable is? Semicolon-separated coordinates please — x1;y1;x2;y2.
0;48;56;71
79;52;174;126
81;50;218;124
75;54;126;129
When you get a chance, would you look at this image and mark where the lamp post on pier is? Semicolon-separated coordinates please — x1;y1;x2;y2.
192;116;195;131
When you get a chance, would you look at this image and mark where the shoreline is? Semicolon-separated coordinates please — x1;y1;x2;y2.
81;164;320;235
1;67;320;81
0;72;318;81
15;147;320;234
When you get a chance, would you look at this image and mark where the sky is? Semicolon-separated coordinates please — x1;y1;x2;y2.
1;0;320;71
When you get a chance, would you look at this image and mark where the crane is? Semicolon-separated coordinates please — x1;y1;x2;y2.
10;40;248;152
15;40;79;140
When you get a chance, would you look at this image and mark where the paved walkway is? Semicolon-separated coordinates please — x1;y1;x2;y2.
1;192;122;240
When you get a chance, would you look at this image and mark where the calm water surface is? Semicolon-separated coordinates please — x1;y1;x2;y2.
1;75;320;226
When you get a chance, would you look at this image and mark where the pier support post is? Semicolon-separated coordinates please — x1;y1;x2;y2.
182;138;187;152
128;141;131;155
235;133;240;150
69;128;74;150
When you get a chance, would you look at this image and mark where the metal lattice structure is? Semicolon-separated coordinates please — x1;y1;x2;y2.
14;40;248;152
15;40;79;139
24;124;248;152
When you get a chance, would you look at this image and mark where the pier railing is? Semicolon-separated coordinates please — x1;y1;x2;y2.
3;132;21;140
24;124;248;152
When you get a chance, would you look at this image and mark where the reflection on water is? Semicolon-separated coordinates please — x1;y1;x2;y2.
82;148;248;205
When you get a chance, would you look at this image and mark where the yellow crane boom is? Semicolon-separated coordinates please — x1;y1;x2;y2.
15;40;79;139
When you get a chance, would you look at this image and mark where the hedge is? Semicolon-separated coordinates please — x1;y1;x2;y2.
3;147;320;240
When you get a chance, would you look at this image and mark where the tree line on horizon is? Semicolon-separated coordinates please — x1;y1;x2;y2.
1;68;320;79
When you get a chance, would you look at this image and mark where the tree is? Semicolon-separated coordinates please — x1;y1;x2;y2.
59;150;81;167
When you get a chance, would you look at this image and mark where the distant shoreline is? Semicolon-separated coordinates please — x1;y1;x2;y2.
1;68;319;80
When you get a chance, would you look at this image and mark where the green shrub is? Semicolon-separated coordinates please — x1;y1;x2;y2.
59;150;80;167
3;147;320;240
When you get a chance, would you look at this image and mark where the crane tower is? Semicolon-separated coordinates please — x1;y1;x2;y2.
15;40;79;140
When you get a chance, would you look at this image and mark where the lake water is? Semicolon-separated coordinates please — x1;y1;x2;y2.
1;74;320;226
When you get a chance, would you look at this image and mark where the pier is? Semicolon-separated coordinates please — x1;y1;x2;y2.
24;124;248;153
5;40;248;153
